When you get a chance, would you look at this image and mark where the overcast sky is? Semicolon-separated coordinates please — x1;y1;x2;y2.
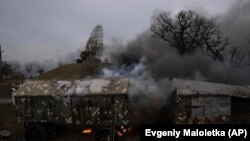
0;0;237;63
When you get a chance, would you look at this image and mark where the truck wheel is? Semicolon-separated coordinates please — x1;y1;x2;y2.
25;124;47;141
95;129;115;141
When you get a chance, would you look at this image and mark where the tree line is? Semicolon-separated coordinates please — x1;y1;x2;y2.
1;61;45;81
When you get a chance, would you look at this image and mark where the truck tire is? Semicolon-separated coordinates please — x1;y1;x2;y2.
25;124;47;141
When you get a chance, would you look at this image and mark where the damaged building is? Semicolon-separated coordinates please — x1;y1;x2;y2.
173;79;250;124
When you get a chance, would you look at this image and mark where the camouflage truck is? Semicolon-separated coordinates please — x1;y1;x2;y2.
13;78;130;141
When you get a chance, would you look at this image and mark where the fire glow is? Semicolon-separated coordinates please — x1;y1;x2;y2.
117;126;132;136
81;128;92;134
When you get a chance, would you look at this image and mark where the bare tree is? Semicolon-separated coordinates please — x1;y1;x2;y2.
228;47;247;64
11;61;21;72
9;61;25;79
151;10;228;61
36;64;45;75
228;33;250;67
25;63;33;78
58;61;63;67
1;61;12;79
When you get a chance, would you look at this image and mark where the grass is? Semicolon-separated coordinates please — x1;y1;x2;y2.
35;62;111;81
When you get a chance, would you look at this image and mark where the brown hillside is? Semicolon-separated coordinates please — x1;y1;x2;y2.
35;62;112;80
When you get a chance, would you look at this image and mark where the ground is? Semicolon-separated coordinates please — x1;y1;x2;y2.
0;81;24;141
0;103;24;141
0;82;12;98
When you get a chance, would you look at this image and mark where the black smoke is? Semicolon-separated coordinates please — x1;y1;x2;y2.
108;0;250;85
102;0;250;124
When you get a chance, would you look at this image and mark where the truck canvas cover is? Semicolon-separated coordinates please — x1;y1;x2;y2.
173;78;250;98
14;78;128;96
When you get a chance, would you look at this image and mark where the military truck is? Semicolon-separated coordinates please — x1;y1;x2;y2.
13;78;130;141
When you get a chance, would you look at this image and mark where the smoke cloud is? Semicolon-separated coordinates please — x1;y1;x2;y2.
101;0;250;124
106;0;250;85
